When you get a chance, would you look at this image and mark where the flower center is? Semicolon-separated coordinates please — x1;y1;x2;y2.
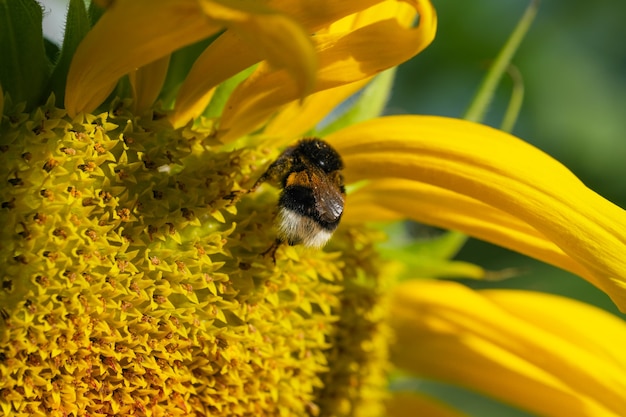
0;101;390;416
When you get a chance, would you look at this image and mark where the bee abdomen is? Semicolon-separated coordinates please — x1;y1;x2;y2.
279;186;340;231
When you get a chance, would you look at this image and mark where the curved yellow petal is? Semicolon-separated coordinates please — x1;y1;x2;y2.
218;0;436;142
391;280;626;417
171;0;383;127
263;0;421;140
198;1;317;100
345;178;596;288
65;0;221;116
268;0;383;31
261;79;370;142
170;32;258;128
128;55;170;114
327;115;626;311
387;392;470;417
481;290;626;372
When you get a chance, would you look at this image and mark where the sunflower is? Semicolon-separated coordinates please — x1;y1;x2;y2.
1;1;626;416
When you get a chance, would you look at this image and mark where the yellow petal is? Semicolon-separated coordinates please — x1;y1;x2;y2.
391;280;626;417
262;0;421;140
261;79;370;142
218;0;436;142
481;289;626;371
170;32;258;128
65;0;222;116
387;392;470;417
128;55;170;114
327;115;626;311
198;0;317;99
171;0;383;127
268;0;383;31
345;178;595;286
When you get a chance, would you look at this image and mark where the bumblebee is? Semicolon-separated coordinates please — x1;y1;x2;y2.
254;138;345;252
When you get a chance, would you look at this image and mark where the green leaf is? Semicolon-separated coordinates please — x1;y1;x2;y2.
49;0;91;106
0;0;51;108
316;68;396;136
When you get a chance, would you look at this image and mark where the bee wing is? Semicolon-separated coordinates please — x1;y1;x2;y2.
311;169;345;223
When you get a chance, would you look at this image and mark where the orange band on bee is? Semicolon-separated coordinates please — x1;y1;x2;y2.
285;170;311;187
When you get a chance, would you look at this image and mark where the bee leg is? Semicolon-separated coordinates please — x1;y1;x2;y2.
261;238;283;263
249;173;272;195
252;154;291;192
223;170;271;202
222;189;245;203
251;173;267;191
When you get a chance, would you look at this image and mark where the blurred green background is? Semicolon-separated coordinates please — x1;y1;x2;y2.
40;1;626;415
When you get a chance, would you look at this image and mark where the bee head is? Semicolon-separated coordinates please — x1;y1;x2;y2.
296;138;343;173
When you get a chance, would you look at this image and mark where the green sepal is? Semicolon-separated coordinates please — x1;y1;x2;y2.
0;84;4;121
315;68;396;136
409;229;468;260
0;0;51;109
381;222;467;258
392;253;489;281
379;226;520;281
44;37;60;63
114;74;133;104
87;0;105;26
379;229;484;281
49;0;91;106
